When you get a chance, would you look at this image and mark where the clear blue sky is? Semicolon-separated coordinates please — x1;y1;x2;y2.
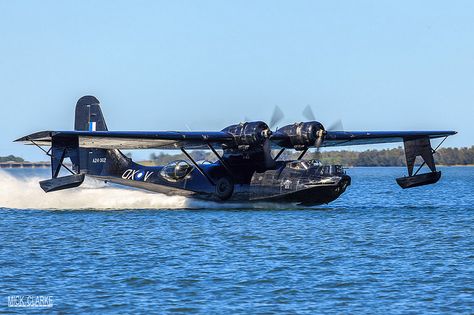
1;1;473;161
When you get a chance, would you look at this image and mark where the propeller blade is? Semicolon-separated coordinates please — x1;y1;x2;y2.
315;137;323;149
263;139;276;168
314;129;325;154
327;119;344;131
269;106;284;129
302;105;316;121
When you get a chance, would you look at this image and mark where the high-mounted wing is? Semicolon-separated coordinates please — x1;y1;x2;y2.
17;129;457;150
321;130;457;147
269;125;456;149
15;130;236;150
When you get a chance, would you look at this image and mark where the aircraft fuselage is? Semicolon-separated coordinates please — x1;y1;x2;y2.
90;157;351;206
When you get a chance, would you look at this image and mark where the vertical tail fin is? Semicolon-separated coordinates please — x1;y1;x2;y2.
71;95;132;176
74;95;108;131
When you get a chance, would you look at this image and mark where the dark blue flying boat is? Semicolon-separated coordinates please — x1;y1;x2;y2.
16;96;456;205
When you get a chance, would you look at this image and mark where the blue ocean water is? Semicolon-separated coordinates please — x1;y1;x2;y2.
0;167;473;314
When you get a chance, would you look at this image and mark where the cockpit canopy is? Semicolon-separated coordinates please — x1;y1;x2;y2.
196;160;214;165
160;160;194;181
286;159;345;176
287;159;322;170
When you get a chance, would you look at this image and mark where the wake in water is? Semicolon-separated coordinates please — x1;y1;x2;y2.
0;170;295;210
0;170;190;210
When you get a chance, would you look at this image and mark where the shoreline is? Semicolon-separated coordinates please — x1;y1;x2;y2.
1;163;473;169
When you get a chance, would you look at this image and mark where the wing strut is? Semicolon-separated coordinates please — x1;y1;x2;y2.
274;148;285;161
29;139;75;177
206;143;237;182
297;148;309;160
411;136;447;177
396;136;447;189
180;147;215;186
30;137;85;192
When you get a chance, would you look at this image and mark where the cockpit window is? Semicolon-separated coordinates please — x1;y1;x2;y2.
287;159;322;170
196;160;213;165
306;159;322;167
160;160;194;181
288;161;310;170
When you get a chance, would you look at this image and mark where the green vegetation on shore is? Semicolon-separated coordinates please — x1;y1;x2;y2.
149;146;474;167
314;146;474;166
0;155;24;162
3;146;473;166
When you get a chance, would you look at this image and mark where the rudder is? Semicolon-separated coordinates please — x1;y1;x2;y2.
75;95;108;131
71;95;131;177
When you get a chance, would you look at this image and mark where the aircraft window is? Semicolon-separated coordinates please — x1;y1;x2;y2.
288;161;309;170
318;165;346;176
196;160;213;165
306;159;322;167
160;160;194;181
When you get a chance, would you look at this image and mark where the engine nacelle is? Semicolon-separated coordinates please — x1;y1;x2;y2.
222;121;270;148
274;121;325;149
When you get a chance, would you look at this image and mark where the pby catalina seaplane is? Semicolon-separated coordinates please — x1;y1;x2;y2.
16;96;456;206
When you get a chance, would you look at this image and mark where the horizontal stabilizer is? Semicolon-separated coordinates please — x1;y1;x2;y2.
39;174;85;193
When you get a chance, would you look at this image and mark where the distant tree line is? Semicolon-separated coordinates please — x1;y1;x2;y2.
0;155;24;162
4;147;473;166
148;146;474;166
316;146;474;166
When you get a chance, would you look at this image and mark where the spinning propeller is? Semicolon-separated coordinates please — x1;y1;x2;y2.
269;105;285;130
302;104;344;150
302;104;344;132
233;104;344;162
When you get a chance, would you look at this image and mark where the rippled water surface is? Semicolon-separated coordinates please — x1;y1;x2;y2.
1;167;473;314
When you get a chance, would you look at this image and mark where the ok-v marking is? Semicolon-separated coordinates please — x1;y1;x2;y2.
122;169;154;181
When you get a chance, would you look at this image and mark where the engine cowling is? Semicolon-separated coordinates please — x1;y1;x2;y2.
273;121;325;149
222;121;271;148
